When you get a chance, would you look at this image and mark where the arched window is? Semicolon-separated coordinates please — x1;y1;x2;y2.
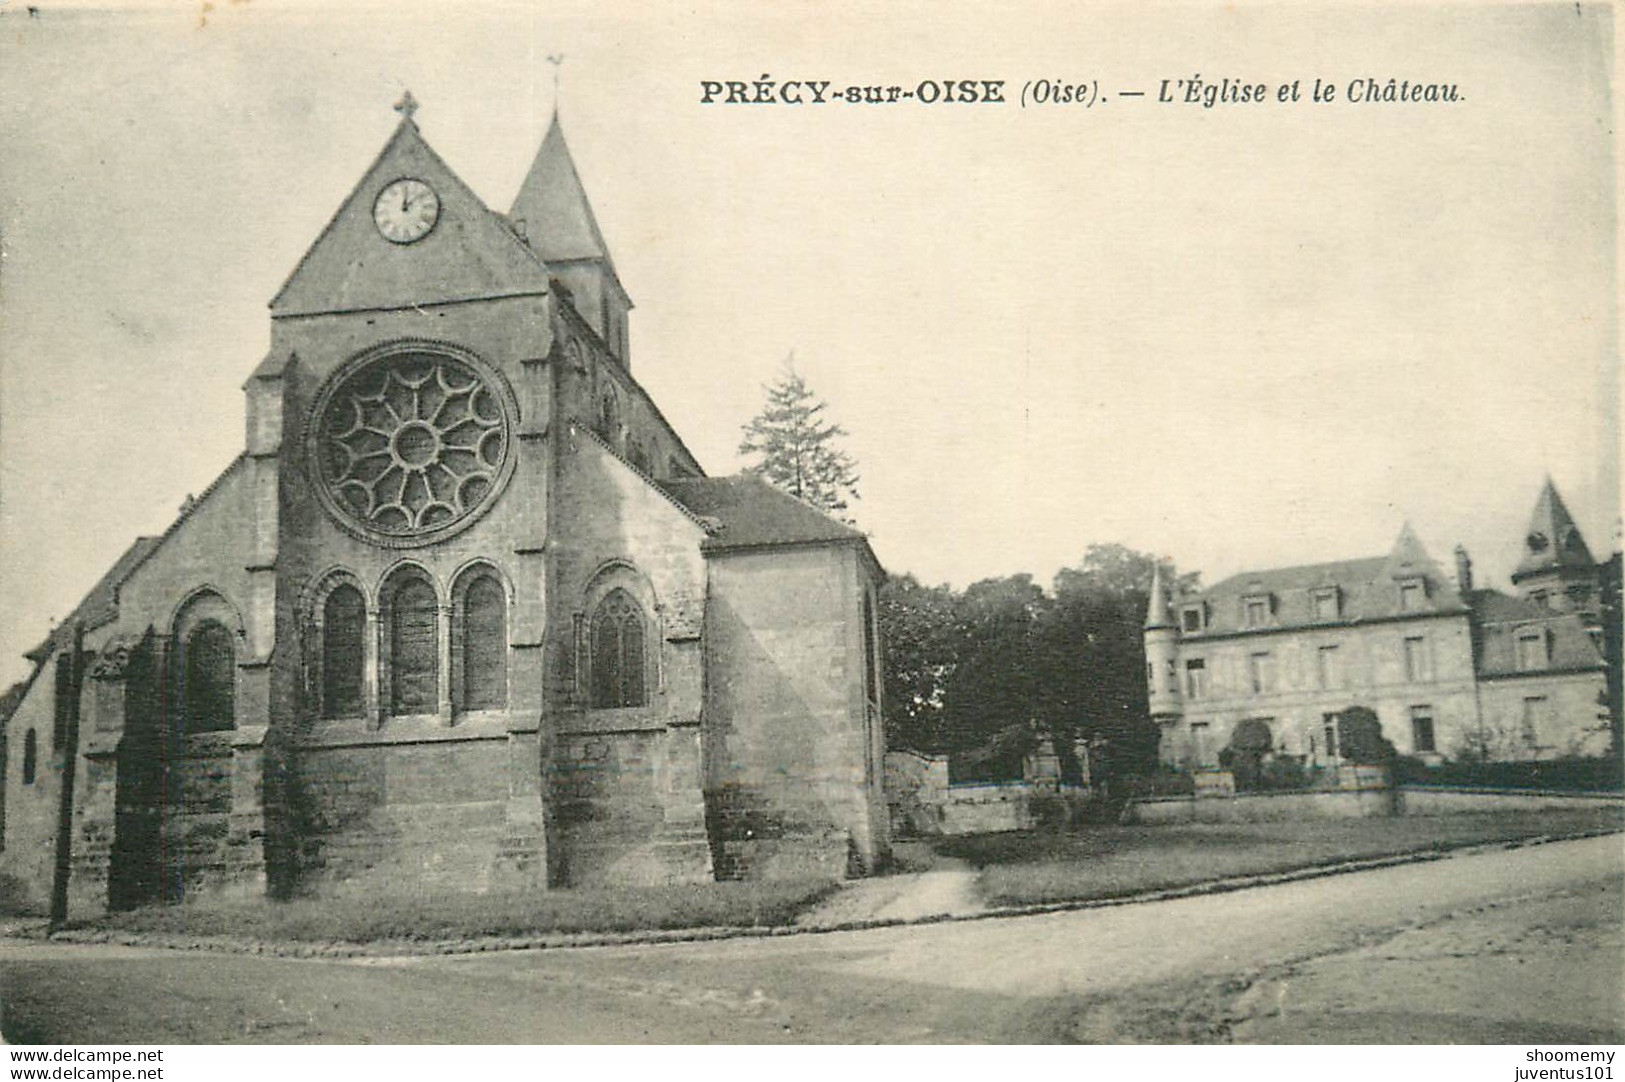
460;574;507;711
182;619;236;734
598;387;620;443
22;728;37;785
321;584;366;718
590;589;646;708
388;575;439;716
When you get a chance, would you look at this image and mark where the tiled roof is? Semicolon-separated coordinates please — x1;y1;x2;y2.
1468;589;1603;676
26;536;161;660
657;475;864;552
1185;544;1466;637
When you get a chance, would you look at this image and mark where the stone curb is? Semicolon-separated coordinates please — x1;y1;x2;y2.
31;826;1622;960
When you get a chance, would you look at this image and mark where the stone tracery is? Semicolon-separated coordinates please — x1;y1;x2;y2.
315;351;510;541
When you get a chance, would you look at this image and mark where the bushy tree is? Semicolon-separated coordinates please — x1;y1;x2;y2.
876;574;962;754
877;543;1199;786
1337;706;1397;766
738;358;860;522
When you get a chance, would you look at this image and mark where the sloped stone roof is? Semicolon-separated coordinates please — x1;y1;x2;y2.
657;474;864;552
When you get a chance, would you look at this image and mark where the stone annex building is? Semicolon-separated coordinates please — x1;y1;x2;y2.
1146;480;1613;770
0;100;890;913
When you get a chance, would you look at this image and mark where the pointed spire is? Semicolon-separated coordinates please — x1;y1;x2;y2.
509;114;617;269
1145;562;1174;630
1513;477;1596;580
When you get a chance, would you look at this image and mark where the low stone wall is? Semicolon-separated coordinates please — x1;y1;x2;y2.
1125;785;1395;824
884;751;1092;836
1396;786;1624;815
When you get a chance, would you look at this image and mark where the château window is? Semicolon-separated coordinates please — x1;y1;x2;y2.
1184;658;1207;699
1399;579;1426;612
1181;605;1206;633
460;574;507;711
591;589;647;709
1520;696;1548;747
1409;705;1436;754
22;728;37;785
1322;713;1340;760
182;619;236;734
1316;644;1341;690
1243;595;1272;628
321;584;365;719
1515;629;1550;672
1312;588;1340;621
389;575;439;716
1247;652;1276;694
1403;635;1432;682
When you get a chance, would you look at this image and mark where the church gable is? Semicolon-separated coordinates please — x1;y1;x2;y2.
270;117;551;318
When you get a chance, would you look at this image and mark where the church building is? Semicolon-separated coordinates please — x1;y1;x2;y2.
0;97;890;914
1147;480;1612;770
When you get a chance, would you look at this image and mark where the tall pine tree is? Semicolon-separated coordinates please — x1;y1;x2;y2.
738;358;861;522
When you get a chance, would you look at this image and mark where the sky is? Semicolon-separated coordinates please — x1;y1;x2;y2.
0;1;1617;687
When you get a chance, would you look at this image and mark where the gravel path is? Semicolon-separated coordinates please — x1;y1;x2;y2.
794;857;983;926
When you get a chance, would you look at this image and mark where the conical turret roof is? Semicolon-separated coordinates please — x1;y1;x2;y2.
509;113;620;274
1145;562;1174;630
1513;477;1596;580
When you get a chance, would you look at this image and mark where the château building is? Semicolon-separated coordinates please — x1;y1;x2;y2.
1147;480;1611;769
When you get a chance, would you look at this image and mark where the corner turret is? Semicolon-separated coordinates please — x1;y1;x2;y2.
1144;563;1183;736
1512;477;1599;614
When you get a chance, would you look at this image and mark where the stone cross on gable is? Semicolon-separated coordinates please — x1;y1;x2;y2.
394;90;419;121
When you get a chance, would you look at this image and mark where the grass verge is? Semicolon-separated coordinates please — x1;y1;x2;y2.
931;808;1625;908
64;877;841;944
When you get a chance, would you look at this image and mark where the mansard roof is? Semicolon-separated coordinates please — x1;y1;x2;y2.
1467;588;1604;676
658;475;867;554
509;114;622;278
270;117;552;317
1513;478;1597;581
1186;527;1467;636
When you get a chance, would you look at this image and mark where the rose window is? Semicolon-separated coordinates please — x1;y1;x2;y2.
313;350;512;542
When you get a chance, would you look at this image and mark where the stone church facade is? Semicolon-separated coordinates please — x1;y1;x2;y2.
1147;480;1613;769
0;103;889;914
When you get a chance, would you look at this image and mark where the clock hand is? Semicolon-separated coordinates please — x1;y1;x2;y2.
401;187;410;213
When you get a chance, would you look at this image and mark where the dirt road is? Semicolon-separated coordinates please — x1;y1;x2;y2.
3;835;1620;1043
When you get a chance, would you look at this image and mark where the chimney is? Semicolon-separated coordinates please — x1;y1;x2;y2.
1454;544;1474;595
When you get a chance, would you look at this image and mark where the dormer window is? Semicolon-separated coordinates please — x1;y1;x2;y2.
1515;628;1551;671
1242;594;1273;628
1181;604;1208;633
1312;587;1340;621
1398;578;1427;612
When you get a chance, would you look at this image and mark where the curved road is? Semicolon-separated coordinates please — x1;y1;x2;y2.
2;834;1621;1043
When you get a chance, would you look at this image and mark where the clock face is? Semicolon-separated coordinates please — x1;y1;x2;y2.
373;178;440;243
